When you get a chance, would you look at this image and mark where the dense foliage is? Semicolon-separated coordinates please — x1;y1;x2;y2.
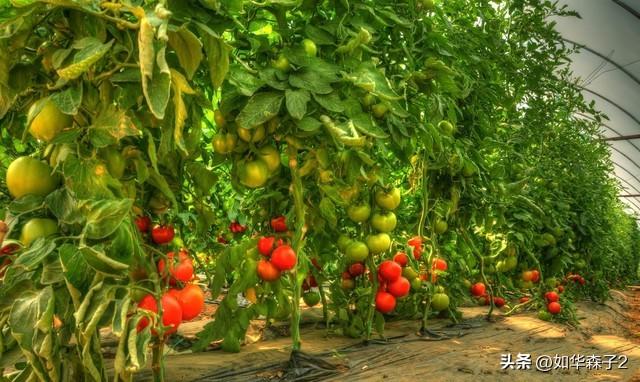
0;0;638;380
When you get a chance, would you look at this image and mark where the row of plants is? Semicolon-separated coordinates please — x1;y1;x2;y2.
0;0;639;381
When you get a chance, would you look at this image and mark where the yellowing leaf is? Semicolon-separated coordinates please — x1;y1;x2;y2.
168;26;203;80
170;68;195;154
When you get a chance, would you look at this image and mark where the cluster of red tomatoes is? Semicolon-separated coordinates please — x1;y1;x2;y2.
375;260;412;313
256;216;297;282
133;216;205;336
469;282;506;307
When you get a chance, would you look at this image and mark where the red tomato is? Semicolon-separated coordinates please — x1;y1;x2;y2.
217;236;228;244
387;277;410;298
547;301;561;315
375;291;396;313
178;284;205;321
257;259;280;281
431;258;448;271
270;245;297;271
311;258;322;270
557;285;564;293
412;246;423;260
470;282;486;297
135;215;151;233
167;288;181;300
270;216;288;232
519;296;530;303
393;252;409;267
348;262;365;277
257;236;276;256
531;270;540;283
136;294;182;335
342;271;353;280
151;225;174;245
306;274;318;287
493;297;505;308
544;291;559;303
407;236;422;248
158;250;194;283
378;260;402;282
229;221;247;233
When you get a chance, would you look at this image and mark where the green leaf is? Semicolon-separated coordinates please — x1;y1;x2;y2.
200;27;231;89
187;162;218;194
296;116;322;132
139;17;171;119
319;198;337;226
8;194;44;214
50;83;83;115
236;92;284;129
57;38;114;80
13;239;56;270
228;64;265;96
349;62;401;101
45;189;84;225
168;26;203;80
59;244;93;295
289;70;333;94
304;25;335;45
80;245;129;276
350;113;388;138
285;89;310;120
312;92;344;112
81;199;133;240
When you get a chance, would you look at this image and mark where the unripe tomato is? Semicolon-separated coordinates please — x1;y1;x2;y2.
258;236;276;256
387;276;410;298
522;270;534;282
375;291;396;313
100;146;126;179
547;301;561;315
270;215;288;232
257;145;281;174
557;285;564;293
303;291;321;307
438;120;455;136
431;258;448;272
470;282;486;297
214;110;226;127
341;278;355;290
411;277;422;290
337;235;353;252
212;132;237;155
135;215;151;233
237;124;265;143
393;252;408;267
272;54;290;71
433;219;448;234
28;98;71;142
239;160;269;188
178;284;205;321
347;204;371;223
375;188;401;210
257;259;281;281
370;211;397;233
431;293;450;311
372;103;388;119
366;233;391;254
20;218;58;246
271;245;297;271
346;241;369;263
402;267;418;280
348;262;365;277
6;157;59;199
302;39;317;57
151;225;175;245
378;260;402;282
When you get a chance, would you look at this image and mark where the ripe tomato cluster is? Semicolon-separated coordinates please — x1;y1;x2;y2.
229;221;247;233
256;216;297;282
468;282;506;307
375;260;411;313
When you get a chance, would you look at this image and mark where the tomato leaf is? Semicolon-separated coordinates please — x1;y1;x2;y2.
285;89;310;120
312;92;344;113
57;38;113;80
289;70;333;94
50;83;83;115
199;26;231;89
168;25;203;80
170;68;196;154
236;92;284;129
139;17;171;119
13;239;56;271
81;199;133;240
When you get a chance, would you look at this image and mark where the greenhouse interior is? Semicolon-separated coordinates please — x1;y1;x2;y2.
1;0;640;381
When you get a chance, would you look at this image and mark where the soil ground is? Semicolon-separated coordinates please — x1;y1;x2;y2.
115;287;640;381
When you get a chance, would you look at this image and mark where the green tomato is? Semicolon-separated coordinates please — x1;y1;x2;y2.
303;291;321;307
370;211;397;233
411;277;422;290
257;145;281;174
461;160;476;177
366;233;391;254
346;241;369;263
347;204;371;223
402;267;418;280
537;310;552;321
272;54;290;71
438;120;455;136
375;188;401;210
372;103;388;119
20;218;58;246
302;39;317;57
338;235;353;252
239;160;269;188
431;293;450;311
434;219;448;234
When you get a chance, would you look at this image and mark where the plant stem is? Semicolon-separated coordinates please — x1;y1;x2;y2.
289;146;306;351
151;341;165;382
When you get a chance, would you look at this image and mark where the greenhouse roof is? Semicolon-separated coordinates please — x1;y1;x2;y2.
554;0;640;216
